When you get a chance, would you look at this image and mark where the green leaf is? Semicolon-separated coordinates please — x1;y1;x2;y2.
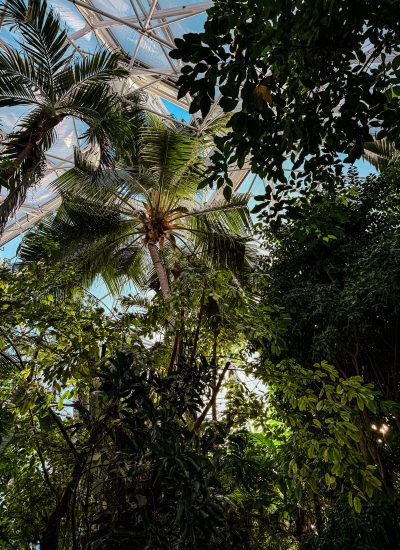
392;55;400;70
353;496;362;513
356;396;364;411
325;473;335;486
348;491;353;507
223;185;232;201
289;459;298;475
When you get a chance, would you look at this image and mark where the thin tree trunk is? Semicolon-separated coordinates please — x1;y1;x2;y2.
211;328;219;421
13;113;64;167
148;241;181;368
168;332;181;373
194;361;230;430
189;284;207;368
147;241;170;300
40;460;83;550
39;408;83;549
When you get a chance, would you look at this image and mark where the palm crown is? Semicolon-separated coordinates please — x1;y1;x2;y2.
0;0;129;231
18;117;254;299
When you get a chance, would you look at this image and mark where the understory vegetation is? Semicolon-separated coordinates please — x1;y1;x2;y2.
1;0;400;549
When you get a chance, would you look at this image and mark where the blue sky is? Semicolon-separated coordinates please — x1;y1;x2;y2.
161;99;192;123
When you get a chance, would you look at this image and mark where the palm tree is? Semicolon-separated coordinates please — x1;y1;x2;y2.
18;118;254;300
0;0;130;232
363;138;400;171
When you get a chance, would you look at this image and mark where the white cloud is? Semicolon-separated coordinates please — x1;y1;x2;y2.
49;0;86;33
94;0;130;15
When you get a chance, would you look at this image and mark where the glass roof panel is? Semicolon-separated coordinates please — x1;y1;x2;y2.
93;0;133;18
161;99;190;122
45;118;79;159
0;234;22;260
108;25;172;68
50;0;88;33
168;13;208;39
50;0;103;53
157;0;207;8
0;0;222;249
134;34;172;67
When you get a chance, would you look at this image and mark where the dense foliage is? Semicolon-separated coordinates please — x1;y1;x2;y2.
261;167;400;406
171;0;400;202
255;166;400;545
1;232;399;547
1;0;400;548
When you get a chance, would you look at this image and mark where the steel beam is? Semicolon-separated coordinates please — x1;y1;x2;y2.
0;195;62;246
69;2;211;39
69;0;175;49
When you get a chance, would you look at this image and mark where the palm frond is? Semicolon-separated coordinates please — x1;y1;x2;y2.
176;193;253;234
52;149;154;214
121;292;152;310
59;84;128;166
140;121;204;204
0;349;20;375
55;50;127;99
53;152;125;209
177;214;255;275
4;0;71;79
0;49;49;105
0;151;45;229
199;113;231;141
0;104;60;229
116;94;148;165
363;138;400;171
18;200;146;294
56;81;119;122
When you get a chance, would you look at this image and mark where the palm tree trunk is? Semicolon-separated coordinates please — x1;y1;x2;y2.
147;241;170;300
4;112;64;172
147;241;181;368
0;113;64;231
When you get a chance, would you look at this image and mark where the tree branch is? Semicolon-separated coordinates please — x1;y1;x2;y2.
48;407;80;459
29;410;60;502
194;361;230;430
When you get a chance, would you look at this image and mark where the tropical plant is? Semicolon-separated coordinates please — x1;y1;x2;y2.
0;262;270;549
1;227;397;549
258;166;400;409
18;118;254;300
300;493;400;549
363;138;400;171
0;0;130;231
0;262;130;548
255;165;400;518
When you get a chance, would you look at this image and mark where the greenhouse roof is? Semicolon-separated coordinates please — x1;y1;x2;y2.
0;0;250;249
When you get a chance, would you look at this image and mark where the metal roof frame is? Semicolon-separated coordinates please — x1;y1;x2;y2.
0;0;251;247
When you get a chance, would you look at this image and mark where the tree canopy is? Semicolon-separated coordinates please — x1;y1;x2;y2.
18;116;254;299
171;0;400;202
